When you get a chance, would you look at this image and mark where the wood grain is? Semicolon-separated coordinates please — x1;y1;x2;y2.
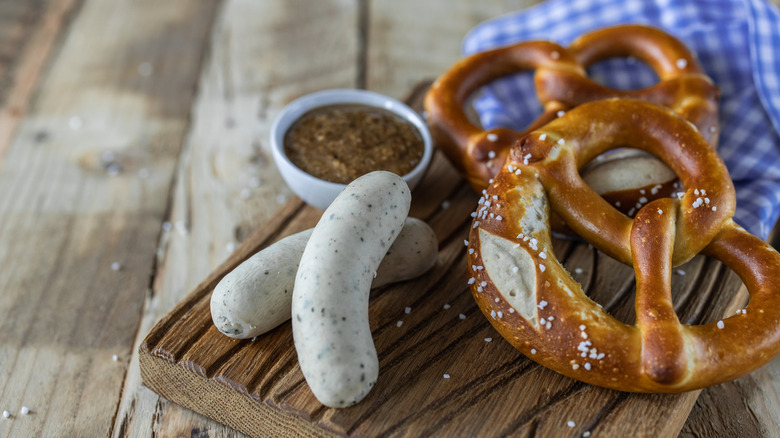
0;0;219;436
139;84;752;438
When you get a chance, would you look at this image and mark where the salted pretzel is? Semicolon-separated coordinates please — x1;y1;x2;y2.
425;25;719;210
467;99;780;392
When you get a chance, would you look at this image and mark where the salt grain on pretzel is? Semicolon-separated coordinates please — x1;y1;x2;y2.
467;99;780;392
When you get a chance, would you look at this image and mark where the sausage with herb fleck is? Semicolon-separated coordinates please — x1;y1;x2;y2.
292;171;411;407
210;217;437;339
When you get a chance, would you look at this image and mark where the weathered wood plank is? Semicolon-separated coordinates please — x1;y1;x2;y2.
0;0;220;436
0;0;84;165
365;0;541;98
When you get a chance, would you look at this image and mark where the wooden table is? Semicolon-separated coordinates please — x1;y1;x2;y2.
1;1;779;437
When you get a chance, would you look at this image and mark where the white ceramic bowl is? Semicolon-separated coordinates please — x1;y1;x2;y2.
270;89;433;210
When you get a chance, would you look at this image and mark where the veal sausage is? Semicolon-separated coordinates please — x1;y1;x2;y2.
210;217;437;339
292;171;411;407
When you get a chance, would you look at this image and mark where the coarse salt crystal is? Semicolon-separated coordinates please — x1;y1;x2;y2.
538;300;548;309
443;304;451;309
539;264;546;272
531;348;537;354
460;313;467;320
539;133;547;141
111;262;122;271
405;307;412;314
2;410;9;418
717;320;724;329
69;116;84;130
574;268;583;274
20;406;29;415
485;337;492;342
677;58;688;69
487;133;498;142
488;151;496;159
557;111;566;118
396;321;403;327
443;374;450;379
568;421;576;427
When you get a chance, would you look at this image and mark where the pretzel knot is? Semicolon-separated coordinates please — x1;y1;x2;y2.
425;25;719;207
468;99;780;392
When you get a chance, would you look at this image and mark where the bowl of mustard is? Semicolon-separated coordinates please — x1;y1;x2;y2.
271;89;433;210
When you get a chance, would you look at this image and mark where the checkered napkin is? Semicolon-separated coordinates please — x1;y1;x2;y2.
462;0;780;240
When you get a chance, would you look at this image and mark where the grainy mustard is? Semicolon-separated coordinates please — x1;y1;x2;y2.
283;104;424;184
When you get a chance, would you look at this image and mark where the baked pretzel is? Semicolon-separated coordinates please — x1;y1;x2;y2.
425;25;719;209
467;99;780;392
424;40;579;190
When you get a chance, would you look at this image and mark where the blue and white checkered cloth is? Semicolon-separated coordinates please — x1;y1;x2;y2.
462;0;780;240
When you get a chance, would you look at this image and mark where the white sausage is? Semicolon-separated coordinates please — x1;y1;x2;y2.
210;217;437;339
292;171;411;408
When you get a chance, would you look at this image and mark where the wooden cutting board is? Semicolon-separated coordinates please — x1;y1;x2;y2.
138;84;748;437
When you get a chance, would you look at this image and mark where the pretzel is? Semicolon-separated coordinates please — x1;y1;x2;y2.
467;99;780;392
425;25;719;208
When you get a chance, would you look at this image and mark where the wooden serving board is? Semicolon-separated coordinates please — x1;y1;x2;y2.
139;85;748;437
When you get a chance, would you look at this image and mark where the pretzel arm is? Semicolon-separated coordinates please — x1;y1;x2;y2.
424;41;579;190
